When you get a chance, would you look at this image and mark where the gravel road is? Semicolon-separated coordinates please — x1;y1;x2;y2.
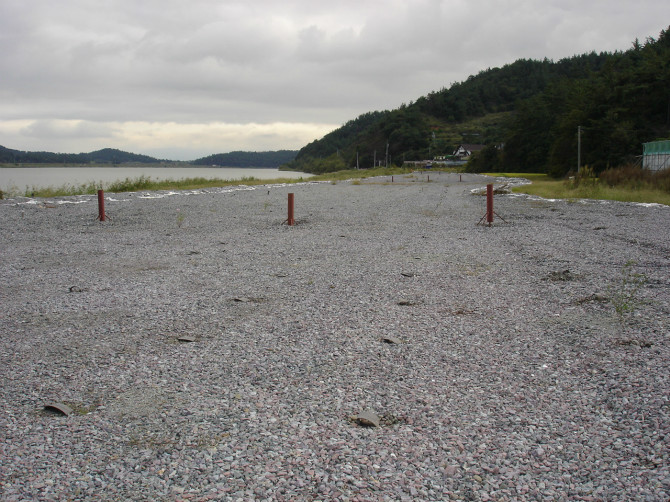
1;171;668;501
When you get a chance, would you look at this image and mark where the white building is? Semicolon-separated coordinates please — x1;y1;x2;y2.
643;140;670;171
453;144;485;160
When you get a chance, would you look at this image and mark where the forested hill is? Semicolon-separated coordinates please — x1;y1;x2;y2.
283;26;670;177
191;150;297;167
0;146;162;164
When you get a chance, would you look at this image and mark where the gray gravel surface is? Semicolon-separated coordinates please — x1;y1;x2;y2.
1;171;669;501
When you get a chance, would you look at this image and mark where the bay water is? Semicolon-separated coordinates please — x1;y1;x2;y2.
0;167;311;194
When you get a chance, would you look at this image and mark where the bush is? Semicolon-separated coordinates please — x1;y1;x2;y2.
599;164;650;187
565;165;598;188
654;168;670;192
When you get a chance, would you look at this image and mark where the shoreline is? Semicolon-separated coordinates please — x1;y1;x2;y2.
0;166;312;197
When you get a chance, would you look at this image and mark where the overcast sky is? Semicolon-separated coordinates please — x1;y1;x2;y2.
1;0;667;160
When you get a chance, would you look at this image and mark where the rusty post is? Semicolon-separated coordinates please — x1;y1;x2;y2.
459;174;462;182
486;183;494;225
427;175;430;182
97;189;106;221
287;193;295;226
477;183;507;226
392;176;394;183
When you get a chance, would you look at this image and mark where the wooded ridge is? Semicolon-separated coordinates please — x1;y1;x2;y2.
191;150;297;167
283;26;670;177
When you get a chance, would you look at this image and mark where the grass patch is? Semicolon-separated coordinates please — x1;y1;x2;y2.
310;166;416;182
608;260;648;326
512;178;670;205
486;171;670;206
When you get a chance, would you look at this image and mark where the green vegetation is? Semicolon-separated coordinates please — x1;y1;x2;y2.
281;111;390;174
476;30;670;176
608;260;648;328
309;166;417;182
283;26;670;178
508;166;670;205
176;208;186;228
513;179;670;205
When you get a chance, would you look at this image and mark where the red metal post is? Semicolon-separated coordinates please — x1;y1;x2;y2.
486;183;494;225
392;176;394;183
97;189;106;221
287;193;295;226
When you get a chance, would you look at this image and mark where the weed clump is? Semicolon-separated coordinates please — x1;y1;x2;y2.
599;164;670;193
608;260;648;328
176;209;185;228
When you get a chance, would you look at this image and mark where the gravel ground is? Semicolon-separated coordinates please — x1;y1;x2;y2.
0;171;668;501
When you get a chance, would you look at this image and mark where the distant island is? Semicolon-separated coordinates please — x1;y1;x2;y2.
0;145;298;168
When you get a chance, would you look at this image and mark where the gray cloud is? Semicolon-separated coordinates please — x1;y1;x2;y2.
20;120;118;140
0;0;667;159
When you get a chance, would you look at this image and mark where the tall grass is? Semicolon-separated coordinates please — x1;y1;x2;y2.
599;164;670;192
509;165;670;206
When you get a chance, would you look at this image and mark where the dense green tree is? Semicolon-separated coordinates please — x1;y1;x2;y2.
466;145;503;173
503;26;670;176
502;95;554;172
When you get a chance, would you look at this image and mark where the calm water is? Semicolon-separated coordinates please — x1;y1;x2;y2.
0;167;311;193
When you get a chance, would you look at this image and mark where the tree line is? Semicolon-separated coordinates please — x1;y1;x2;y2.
472;27;670;175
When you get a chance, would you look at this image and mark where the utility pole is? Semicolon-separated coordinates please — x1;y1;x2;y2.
373;150;376;168
577;125;582;174
356;150;359;170
385;141;389;169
